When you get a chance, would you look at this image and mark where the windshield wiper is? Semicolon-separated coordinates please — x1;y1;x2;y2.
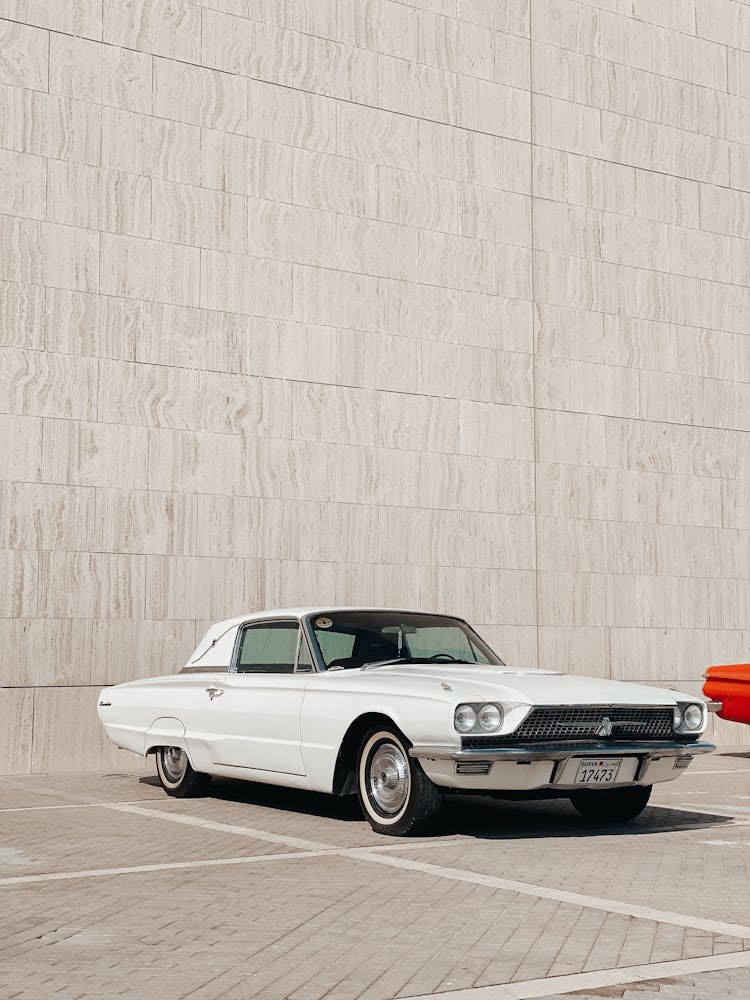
359;656;472;670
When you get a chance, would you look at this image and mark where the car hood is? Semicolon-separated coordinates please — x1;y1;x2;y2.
353;663;687;706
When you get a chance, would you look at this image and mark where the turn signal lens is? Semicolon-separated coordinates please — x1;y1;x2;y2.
454;704;477;734
673;706;683;729
478;703;503;732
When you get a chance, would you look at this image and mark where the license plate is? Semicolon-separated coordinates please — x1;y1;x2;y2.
574;758;623;785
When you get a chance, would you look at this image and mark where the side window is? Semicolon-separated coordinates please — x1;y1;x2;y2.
236;621;299;673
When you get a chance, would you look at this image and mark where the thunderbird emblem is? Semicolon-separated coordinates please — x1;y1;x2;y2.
596;717;614;737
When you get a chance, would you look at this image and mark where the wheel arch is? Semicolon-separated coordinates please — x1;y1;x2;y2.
144;717;190;758
332;712;405;796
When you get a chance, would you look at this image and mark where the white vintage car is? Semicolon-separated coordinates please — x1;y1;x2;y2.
98;607;714;835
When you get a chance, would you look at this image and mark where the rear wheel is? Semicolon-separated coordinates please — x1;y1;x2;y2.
357;727;443;836
155;746;211;798
570;783;652;823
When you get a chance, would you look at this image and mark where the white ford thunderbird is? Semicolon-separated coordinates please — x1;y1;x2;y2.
98;608;714;835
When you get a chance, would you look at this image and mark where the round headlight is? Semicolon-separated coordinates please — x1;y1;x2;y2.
683;703;703;731
673;706;683;729
454;704;477;734
478;703;502;732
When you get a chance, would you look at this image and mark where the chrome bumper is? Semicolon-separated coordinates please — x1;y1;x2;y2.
409;740;715;763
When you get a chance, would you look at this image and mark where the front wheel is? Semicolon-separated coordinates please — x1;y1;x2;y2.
570;784;652;823
357;727;443;836
155;746;211;798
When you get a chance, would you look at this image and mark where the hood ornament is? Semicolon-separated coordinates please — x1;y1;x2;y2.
596;717;614;737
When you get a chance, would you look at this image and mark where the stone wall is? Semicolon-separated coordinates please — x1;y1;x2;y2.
1;0;748;772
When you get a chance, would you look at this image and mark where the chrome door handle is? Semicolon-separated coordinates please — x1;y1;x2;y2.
205;686;224;700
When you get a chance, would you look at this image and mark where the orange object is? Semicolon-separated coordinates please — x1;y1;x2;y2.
703;663;750;726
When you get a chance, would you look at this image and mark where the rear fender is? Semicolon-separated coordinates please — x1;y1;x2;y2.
144;717;192;760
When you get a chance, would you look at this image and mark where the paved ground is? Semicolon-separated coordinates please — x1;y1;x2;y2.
2;753;750;1000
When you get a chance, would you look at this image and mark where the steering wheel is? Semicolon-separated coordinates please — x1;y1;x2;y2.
428;653;461;661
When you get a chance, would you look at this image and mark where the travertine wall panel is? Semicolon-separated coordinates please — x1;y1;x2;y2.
1;0;749;772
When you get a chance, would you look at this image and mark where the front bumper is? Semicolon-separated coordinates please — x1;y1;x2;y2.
409;740;715;791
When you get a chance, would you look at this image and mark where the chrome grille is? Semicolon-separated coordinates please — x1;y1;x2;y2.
463;705;675;748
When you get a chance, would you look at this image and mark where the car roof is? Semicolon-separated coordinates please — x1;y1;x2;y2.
210;607;463;630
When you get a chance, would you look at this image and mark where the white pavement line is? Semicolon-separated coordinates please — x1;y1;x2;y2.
0;799;165;814
401;951;750;1000
345;851;750;939
0;850;332;886
688;768;750;775
102;802;335;851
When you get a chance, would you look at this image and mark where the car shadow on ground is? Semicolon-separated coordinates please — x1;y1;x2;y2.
138;774;734;840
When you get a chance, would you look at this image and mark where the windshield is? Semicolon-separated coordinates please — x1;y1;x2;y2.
307;611;503;670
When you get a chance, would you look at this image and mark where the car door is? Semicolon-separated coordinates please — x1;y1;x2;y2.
202;619;310;775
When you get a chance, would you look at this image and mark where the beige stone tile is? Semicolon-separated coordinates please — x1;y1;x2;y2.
459;184;530;246
536;408;607;466
96;358;198;429
42;418;149;489
454;289;533;353
137;302;244;372
247;199;337;267
418;230;496;293
153;57;247;132
336;102;419;170
532;42;593;106
0;549;37;617
0;85;101;166
378;53;457;123
0;280;45;350
246;77;335;152
730;141;750;193
104;0;202;61
377;165;457;232
47;161;151;237
634;170;700;228
493;29;530;90
538;626;611;677
378;277;456;343
536;356;640;419
627;17;727;91
38;551;146;619
0;413;42;482
148;427;245;494
337;330;422;395
728;45;750;98
533;0;598;54
152;179;246;252
700;183;750;238
200;248;294;317
293;264;380;331
534;94;601;157
1;482;94;551
0;217;99;292
0;19;48;90
0;688;33;773
91;618;197;684
419;453;534;515
293;148;377;217
246;0;336;36
199;371;292;437
603;415;740;478
338;216;419;280
45;288;144;362
101;233;200;307
533;200;601;258
49;34;152;113
457;0;529;36
0;618;93;686
32;686;141;772
532;147;635;216
537;515;609;575
244;436;329;502
241;318;337;384
94;489;193;557
201;131;294;202
0;0;102;38
458;399;534;459
102;108;202;185
418;10;494;79
458;74;531;141
696;0;749;46
602;111;730;185
0;148;45;219
0;347;97;421
680;577;750;630
337;0;418;60
145;554;252;619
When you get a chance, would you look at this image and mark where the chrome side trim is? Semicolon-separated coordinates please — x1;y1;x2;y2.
409;740;715;762
706;700;723;713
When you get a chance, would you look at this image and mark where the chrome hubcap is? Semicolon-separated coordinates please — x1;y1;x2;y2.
162;747;187;782
368;742;409;814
